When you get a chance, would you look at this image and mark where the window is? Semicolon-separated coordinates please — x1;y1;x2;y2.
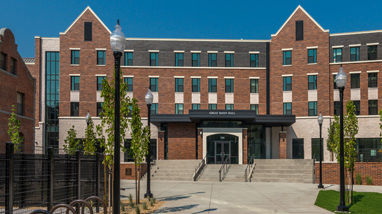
17;92;23;115
175;78;183;92
97;51;105;65
97;102;103;116
333;48;342;63
353;101;360;115
226;104;234;110
84;22;92;41
334;101;340;116
250;54;258;67
368;45;377;60
209;104;217;110
308;49;317;63
308;75;317;90
71;76;80;91
97;76;105;91
351;74;360;88
192;104;200;110
192;78;200;92
308;102;317;116
250;104;258;114
311;138;322;161
368;73;378;87
225;54;233;67
10;57;16;75
283;51;292;65
124;52;133;66
175;53;183;66
250;79;258;93
125;78;133;92
192;53;200;67
350;47;359;61
209;79;217;92
296;20;303;41
150;53;158;66
208;53;217;67
225;79;234;93
369;100;378;115
151;103;158;114
333;75;338;89
1;52;6;70
283;77;292;91
292;139;304;159
71;102;79;116
150;78;158;92
175;104;183;114
283;103;292;115
71;50;79;65
356;138;382;162
124;139;134;162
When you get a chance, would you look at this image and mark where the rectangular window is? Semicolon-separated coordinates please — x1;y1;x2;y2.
333;48;342;63
150;78;158;92
84;22;92;41
283;77;292;91
209;79;217;92
1;52;6;70
175;104;184;114
225;79;234;93
209;104;217;110
351;74;360;88
368;73;378;87
97;102;103;116
71;76;80;91
296;20;303;41
192;78;200;92
97;76;105;91
333;75;338;89
350;47;360;61
283;51;292;65
192;53;200;67
311;138;322;161
10;57;16;75
17;92;23;115
192;104;200;110
175;53;183;66
71;102;79;116
208;53;217;67
97;51;105;65
175;78;183;92
150;53;158;66
250;79;258;93
292;139;304;159
125;78;133;92
151;103;158;114
250;54;258;67
308;102;317;116
334;101;340;116
368;45;377;60
225;104;234;110
308;49;317;63
124;52;133;66
250;104;258;115
124;139;134;162
308;75;317;90
71;50;80;65
283;103;292;115
353;101;360;115
369;100;378;115
225;54;233;67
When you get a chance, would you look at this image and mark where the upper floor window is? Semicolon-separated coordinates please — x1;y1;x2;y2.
71;76;80;91
283;51;292;65
192;78;200;92
308;102;317;116
150;53;158;66
192;53;200;67
283;77;292;91
208;53;217;67
353;101;360;115
225;79;234;93
175;53;183;66
124;52;133;66
225;104;234;110
350;47;360;61
151;103;158;114
97;76;105;91
308;49;317;63
97;102;103;116
97;51;105;65
333;75;338;89
84;22;92;41
368;73;378;88
150;78;158;92
250;79;258;93
209;79;217;92
125;78;133;92
175;104;184;114
250;54;258;67
175;78;183;92
351;74;360;88
333;48;342;63
1;52;6;71
209;104;217;110
192;104;200;110
308;75;317;90
369;100;378;115
71;50;80;65
225;54;233;67
250;104;258;114
17;92;23;116
283;103;292;115
296;20;303;41
71;102;79;116
10;57;16;75
334;101;340;116
368;45;377;60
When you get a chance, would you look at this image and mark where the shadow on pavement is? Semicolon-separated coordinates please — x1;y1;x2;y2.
154;204;199;213
192;208;218;213
158;192;205;201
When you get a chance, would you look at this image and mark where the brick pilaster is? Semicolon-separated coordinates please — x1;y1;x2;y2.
279;131;287;159
157;131;165;160
197;129;203;159
243;128;248;164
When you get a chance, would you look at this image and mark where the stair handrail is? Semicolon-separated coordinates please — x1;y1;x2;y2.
245;154;256;182
193;155;207;181
219;154;231;182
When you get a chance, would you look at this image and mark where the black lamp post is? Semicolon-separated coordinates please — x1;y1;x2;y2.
144;88;154;198
317;112;324;189
86;111;90;127
336;65;349;212
110;20;125;214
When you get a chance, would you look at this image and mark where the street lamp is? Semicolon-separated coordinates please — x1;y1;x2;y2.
336;65;349;212
144;88;153;198
110;19;125;214
85;111;90;127
317;112;324;189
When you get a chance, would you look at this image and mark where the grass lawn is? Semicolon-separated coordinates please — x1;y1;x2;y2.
315;190;382;214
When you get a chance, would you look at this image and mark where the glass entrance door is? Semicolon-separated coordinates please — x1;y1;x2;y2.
215;141;230;164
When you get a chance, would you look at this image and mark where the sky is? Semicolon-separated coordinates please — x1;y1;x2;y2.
2;0;382;58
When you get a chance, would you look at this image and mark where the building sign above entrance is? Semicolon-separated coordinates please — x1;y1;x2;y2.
209;111;236;115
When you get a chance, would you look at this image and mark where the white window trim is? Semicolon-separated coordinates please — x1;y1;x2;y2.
95;48;107;50
224;51;235;53
124;49;134;52
174;76;185;78
148;75;159;78
306;46;318;49
207;76;218;79
69;74;81;76
332;45;344;48
207;51;218;53
367;43;379;46
282;74;293;77
123;75;134;77
367;70;379;73
174;50;185;53
332;72;338;75
283;65;292;67
349;44;361;47
148;50;159;52
249;77;260;79
69;48;81;50
349;71;362;74
308;63;317;65
191;76;201;78
249;51;260;54
282;48;293;51
95;74;107;76
191;50;201;53
97;65;106;67
70;64;79;67
224;76;235;79
307;73;318;76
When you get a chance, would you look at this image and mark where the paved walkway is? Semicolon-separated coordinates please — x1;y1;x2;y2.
120;180;333;214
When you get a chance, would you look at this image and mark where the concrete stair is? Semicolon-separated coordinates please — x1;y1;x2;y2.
251;159;315;183
145;160;201;181
198;164;249;182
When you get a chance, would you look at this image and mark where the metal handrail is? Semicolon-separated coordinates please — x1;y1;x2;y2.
219;154;231;182
193;155;207;181
245;154;255;182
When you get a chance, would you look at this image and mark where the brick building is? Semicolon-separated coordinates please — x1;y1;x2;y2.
26;6;381;167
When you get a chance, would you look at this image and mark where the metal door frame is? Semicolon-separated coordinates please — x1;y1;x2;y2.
215;141;231;164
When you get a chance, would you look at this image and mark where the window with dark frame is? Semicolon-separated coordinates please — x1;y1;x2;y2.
308;75;317;90
250;79;258;93
150;78;158;92
225;104;234;110
84;22;92;41
351;74;360;88
192;78;200;92
368;73;378;87
333;48;342;63
192;53;200;67
209;104;217;110
368;45;377;60
175;53;184;66
124;139;134;162
175;78;184;92
97;76;105;91
369;100;378;115
250;104;259;114
10;57;16;75
125;78;133;92
225;79;234;93
292;139;304;159
311;138;322;161
150;53;158;66
124;52;133;66
225;54;233;67
296;20;304;41
208;53;217;67
71;102;79;116
353;101;360;115
209;79;217;92
250;54;259;67
350;47;360;61
308;49;316;63
97;102;103;116
151;103;158;114
71;76;80;91
175;104;184;114
283;51;292;65
334;101;340;116
97;51;105;65
192;104;200;110
308;102;317;116
17;92;23;115
71;50;80;64
283;77;292;91
333;75;338;89
283;103;292;115
1;52;6;71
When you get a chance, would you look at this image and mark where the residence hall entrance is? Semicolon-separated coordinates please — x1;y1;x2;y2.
207;134;239;164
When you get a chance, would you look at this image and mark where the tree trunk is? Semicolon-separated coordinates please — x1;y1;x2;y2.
135;164;138;205
104;156;107;207
138;167;140;204
108;167;111;214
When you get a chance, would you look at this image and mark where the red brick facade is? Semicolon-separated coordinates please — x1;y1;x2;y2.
120;163;147;180
168;123;196;159
279;131;287;159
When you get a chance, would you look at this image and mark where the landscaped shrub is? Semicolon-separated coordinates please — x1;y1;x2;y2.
366;176;373;185
152;197;156;204
150;200;154;206
135;206;140;214
129;193;133;204
120;201;125;211
142;202;147;210
356;173;362;185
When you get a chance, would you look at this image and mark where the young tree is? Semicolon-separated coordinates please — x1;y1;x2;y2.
83;116;97;155
326;120;336;161
63;125;81;155
7;105;23;152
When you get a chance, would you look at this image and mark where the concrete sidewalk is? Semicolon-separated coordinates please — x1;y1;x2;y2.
120;180;333;214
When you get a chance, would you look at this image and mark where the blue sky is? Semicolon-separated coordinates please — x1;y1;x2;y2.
2;0;382;58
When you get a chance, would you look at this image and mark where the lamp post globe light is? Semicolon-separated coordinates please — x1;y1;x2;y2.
144;88;154;198
86;111;90;127
336;65;349;212
110;19;125;214
317;112;324;189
